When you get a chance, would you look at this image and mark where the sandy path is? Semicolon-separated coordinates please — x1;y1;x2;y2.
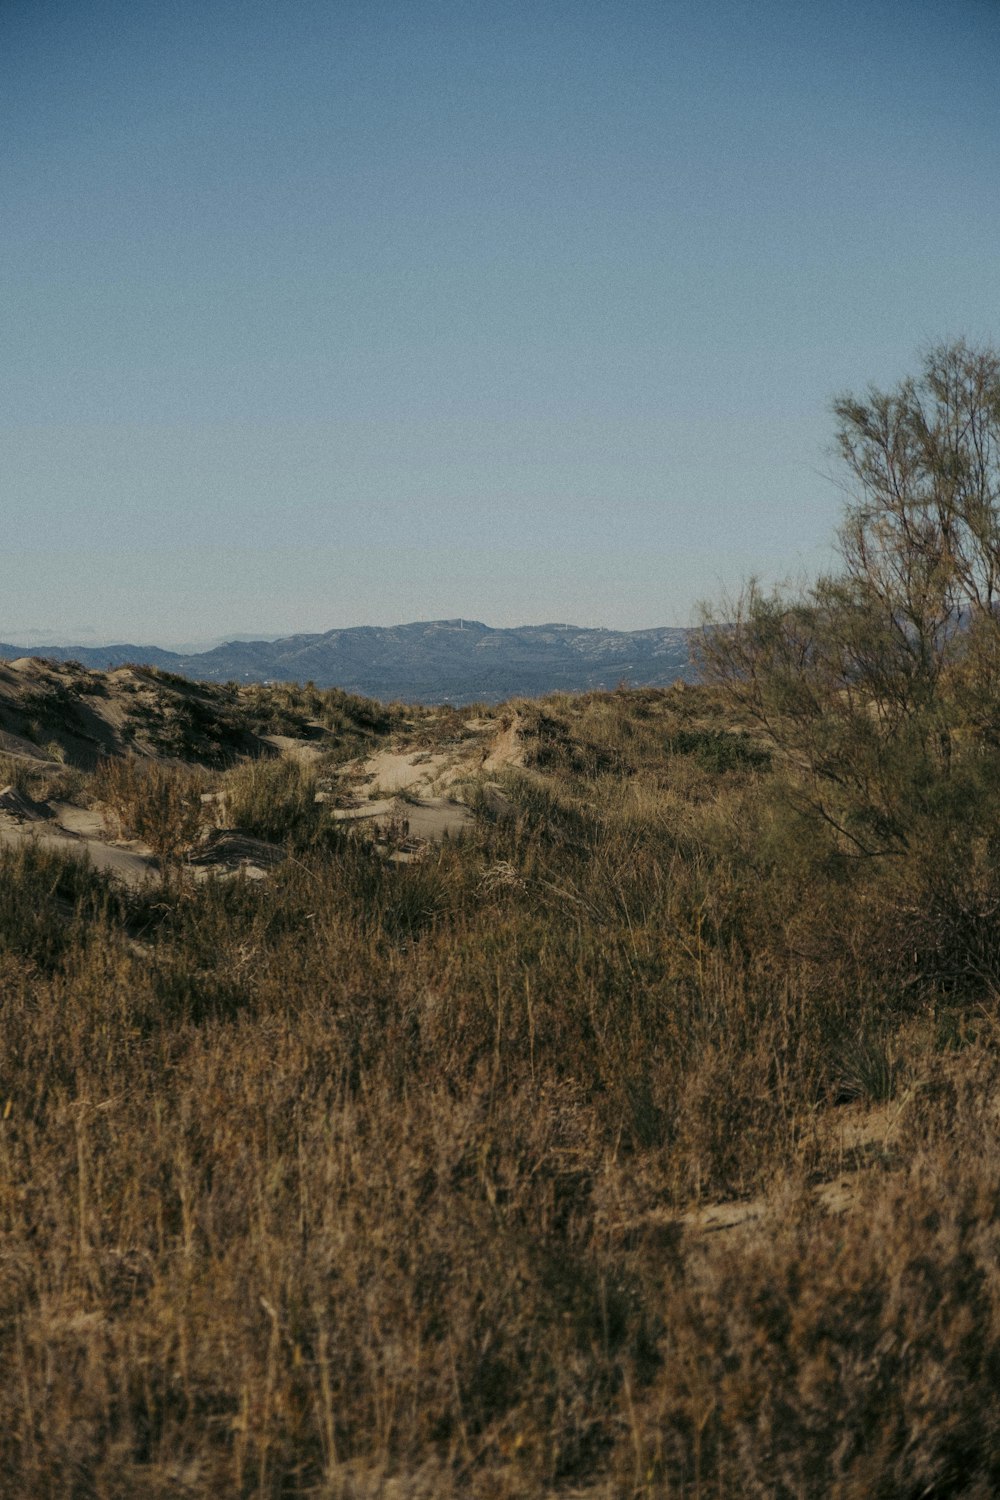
345;714;524;798
354;748;461;794
329;794;474;842
323;726;510;848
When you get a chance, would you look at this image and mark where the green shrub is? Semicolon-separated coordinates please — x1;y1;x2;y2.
220;755;320;846
667;727;771;773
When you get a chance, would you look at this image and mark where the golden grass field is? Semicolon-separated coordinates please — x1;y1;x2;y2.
2;661;1000;1496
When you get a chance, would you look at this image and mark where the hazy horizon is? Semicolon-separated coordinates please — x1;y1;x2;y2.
5;0;999;640
1;615;689;653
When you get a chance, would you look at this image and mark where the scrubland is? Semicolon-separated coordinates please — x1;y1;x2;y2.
3;672;1000;1498
5;336;1000;1495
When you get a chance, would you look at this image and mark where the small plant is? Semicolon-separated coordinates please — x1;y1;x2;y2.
667;727;771;773
220;755;320;846
93;754;206;864
36;763;87;803
831;1027;897;1104
0;754;33;794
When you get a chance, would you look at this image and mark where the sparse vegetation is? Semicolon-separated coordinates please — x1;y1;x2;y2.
4;345;1000;1494
1;668;1000;1495
219;755;326;848
93;754;208;863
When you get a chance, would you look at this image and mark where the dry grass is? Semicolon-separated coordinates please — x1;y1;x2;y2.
92;756;208;864
2;684;1000;1494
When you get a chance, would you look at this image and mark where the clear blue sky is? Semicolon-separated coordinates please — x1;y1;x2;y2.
3;0;999;644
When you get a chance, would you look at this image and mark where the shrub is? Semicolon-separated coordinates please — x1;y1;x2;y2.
220;755;320;846
666;727;771;773
93;754;206;863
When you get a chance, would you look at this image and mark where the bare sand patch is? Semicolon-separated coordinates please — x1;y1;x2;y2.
480;713;527;774
329;793;474;845
352;748;460;794
0;803;158;889
335;711;526;804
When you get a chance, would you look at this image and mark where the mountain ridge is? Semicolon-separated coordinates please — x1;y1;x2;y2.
0;618;695;703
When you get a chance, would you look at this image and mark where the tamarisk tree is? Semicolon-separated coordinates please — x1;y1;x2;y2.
701;341;1000;855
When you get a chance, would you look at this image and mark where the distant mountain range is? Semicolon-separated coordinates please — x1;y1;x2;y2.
0;619;695;703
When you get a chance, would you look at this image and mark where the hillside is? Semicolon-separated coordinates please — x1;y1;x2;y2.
0;618;694;701
0;656;273;770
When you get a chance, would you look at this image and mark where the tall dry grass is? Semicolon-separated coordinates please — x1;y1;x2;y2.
93;755;208;864
2;685;1000;1494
